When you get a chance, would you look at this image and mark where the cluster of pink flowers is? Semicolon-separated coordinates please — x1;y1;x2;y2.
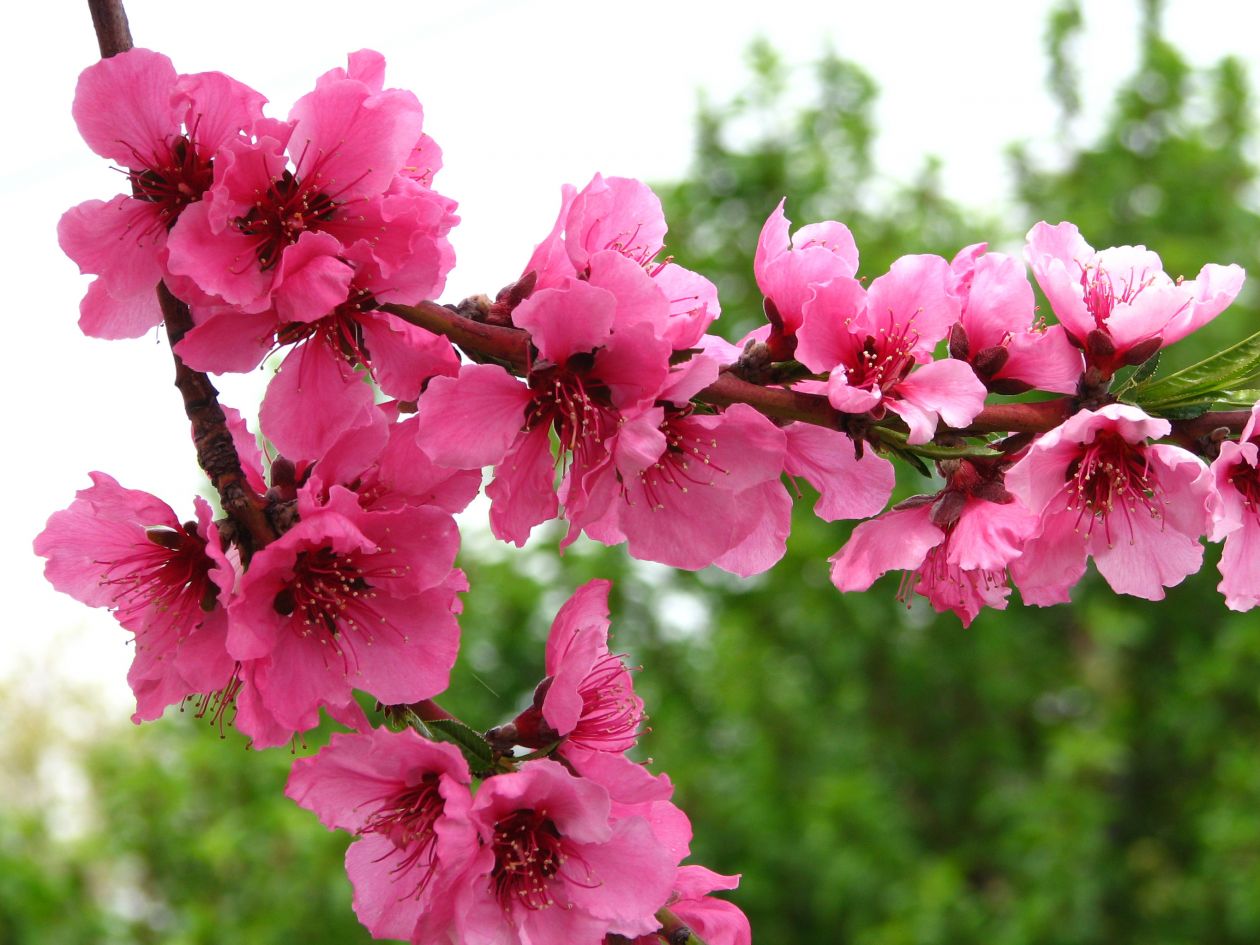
287;581;748;945
810;219;1246;623
40;37;1260;945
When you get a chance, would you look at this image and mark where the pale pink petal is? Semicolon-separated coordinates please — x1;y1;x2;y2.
1164;262;1246;344
1025;221;1094;340
863;254;960;352
783;422;894;521
957;252;1035;349
1219;517;1260;611
1009;492;1088;606
889;359;987;443
997;325;1082;394
947;498;1039;571
829;506;943;592
796;276;867;373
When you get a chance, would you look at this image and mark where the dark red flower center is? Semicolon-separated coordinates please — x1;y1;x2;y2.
101;522;215;623
847;330;918;398
1065;431;1162;540
525;362;615;470
125;134;215;229
490;809;568;911
361;775;446;897
234;170;337;270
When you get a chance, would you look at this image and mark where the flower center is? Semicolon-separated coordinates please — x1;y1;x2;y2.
569;652;642;752
525;363;614;469
847;331;918;396
361;775;446;897
1065;431;1161;539
125;134;215;230
100;522;214;625
490;809;567;911
234;170;337;270
634;411;728;511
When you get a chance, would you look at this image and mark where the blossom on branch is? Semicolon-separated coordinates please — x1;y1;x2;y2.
1007;404;1218;604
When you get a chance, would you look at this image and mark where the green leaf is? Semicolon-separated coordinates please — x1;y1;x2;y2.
1132;350;1162;384
420;718;496;772
1129;329;1260;408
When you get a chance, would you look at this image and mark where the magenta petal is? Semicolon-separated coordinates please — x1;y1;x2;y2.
288;81;423;201
73;48;180;165
712;481;792;576
272;231;354;324
564;174;667;272
174;309;276;374
959;252;1036;349
488;427;559;546
563;818;676;933
174;69;267;153
260;343;377;460
830;506;943;592
783;423;894;521
358;313;459;401
414;365;530;469
513;281;617;364
544;580;612;674
347;588;461;703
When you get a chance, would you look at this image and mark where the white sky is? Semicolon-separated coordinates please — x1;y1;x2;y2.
1;0;1256;722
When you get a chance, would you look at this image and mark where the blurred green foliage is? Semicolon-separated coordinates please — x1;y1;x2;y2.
8;2;1260;942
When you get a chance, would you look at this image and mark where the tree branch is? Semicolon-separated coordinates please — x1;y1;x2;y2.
384;298;1253;445
157;284;276;558
87;0;132;57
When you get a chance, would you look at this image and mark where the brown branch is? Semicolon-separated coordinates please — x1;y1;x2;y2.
384;299;1257;446
157;284;275;558
87;0;133;57
87;1;274;557
383;301;529;370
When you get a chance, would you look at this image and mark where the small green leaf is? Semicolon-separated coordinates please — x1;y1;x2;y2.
421;718;496;771
1132;350;1162;384
1150;403;1212;420
1129;329;1260;408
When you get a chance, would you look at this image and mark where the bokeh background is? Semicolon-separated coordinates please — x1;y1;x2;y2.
5;0;1260;942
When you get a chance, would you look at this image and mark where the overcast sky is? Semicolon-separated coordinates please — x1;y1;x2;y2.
3;0;1257;720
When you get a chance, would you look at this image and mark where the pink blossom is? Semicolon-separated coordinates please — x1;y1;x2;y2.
167;56;456;318
449;759;679;944
416;281;673;546
754;200;858;358
796;255;986;443
226;486;462;739
1025;222;1244;376
34;473;237;720
59;48;265;338
1007;404;1217;604
948;244;1082;394
501;580;644;758
830;459;1038;625
576;401;792;575
286;728;476;941
520;175;719;349
1209;402;1260;611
